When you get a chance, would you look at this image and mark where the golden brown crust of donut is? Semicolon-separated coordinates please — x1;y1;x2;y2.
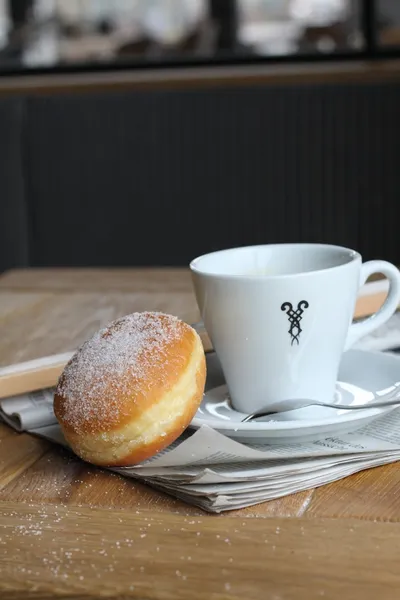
54;312;206;467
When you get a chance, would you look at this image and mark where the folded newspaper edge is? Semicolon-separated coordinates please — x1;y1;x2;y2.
3;387;400;512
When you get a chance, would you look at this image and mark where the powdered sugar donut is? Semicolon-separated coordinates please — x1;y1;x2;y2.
54;312;206;467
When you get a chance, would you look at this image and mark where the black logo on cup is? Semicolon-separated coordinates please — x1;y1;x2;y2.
281;301;309;345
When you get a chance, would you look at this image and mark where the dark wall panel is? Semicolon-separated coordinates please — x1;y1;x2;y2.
0;98;29;272
24;81;400;267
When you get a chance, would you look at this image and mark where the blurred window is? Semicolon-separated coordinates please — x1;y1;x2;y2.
377;0;400;48
0;1;395;73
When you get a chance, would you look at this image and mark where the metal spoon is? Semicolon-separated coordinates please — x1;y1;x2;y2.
242;386;400;422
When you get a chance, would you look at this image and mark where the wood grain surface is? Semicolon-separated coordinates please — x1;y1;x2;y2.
0;267;399;599
1;501;400;600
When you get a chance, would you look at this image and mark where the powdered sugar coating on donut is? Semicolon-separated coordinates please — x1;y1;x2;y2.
55;311;187;433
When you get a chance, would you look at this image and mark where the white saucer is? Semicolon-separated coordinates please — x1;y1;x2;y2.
191;349;400;444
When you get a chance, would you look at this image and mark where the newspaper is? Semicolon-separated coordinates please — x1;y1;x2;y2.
2;312;400;513
354;311;400;352
3;384;400;512
0;389;57;431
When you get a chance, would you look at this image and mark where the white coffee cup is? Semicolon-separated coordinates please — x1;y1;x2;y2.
190;243;400;414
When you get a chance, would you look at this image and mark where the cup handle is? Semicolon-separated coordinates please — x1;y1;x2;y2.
345;260;400;351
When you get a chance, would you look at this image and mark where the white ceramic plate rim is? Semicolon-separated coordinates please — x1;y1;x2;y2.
192;349;399;432
191;404;395;431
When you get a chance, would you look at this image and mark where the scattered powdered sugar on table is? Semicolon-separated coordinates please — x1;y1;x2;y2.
56;312;185;432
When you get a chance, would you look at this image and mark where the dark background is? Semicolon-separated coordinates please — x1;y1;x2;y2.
0;1;399;272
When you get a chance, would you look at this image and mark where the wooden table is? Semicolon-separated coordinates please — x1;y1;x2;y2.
0;268;399;599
